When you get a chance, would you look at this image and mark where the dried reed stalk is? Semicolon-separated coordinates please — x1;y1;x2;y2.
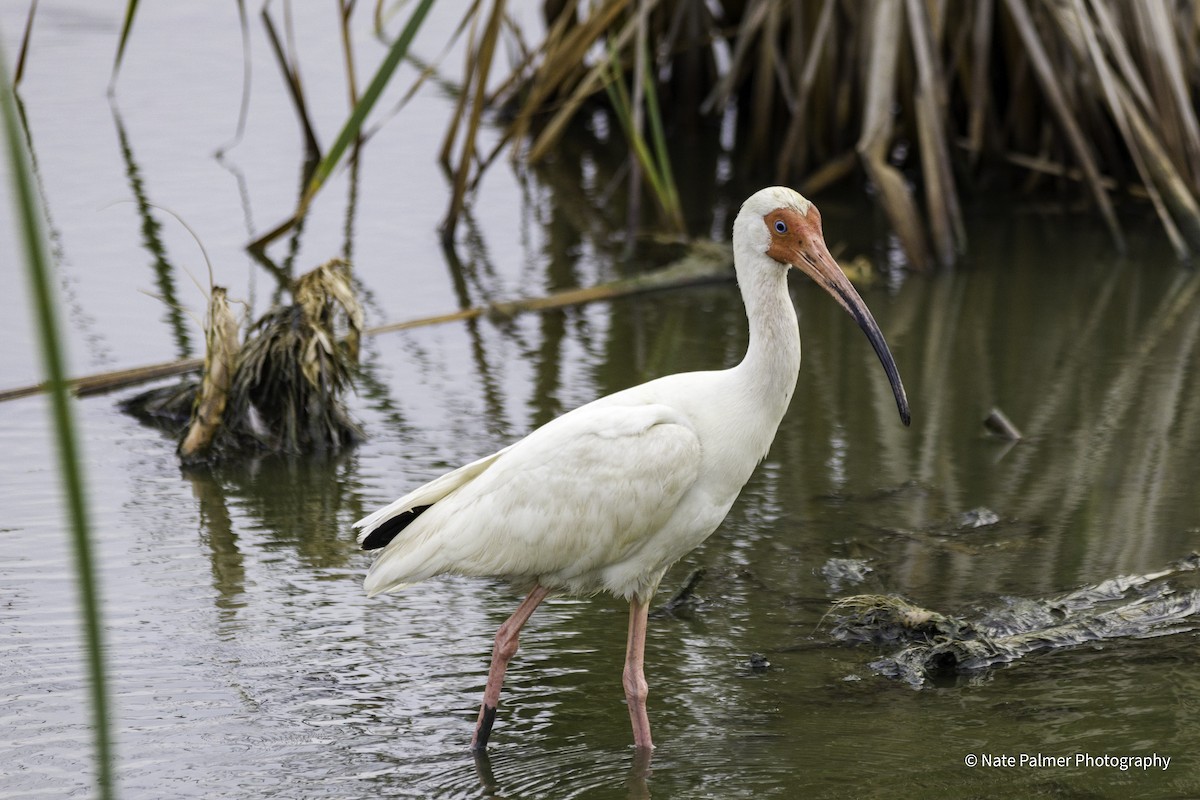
179;288;240;459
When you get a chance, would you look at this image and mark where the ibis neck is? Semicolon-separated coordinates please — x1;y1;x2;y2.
734;252;802;414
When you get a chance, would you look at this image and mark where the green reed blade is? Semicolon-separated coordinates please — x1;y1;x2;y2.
2;43;114;800
303;0;435;208
602;44;683;233
639;41;683;231
15;0;38;87
111;0;141;86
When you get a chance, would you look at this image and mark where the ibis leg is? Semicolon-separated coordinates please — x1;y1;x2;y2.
471;584;550;751
623;595;654;750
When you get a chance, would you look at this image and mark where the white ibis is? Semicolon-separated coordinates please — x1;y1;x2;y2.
355;186;910;751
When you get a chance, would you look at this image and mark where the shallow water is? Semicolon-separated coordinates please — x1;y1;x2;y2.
3;4;1199;799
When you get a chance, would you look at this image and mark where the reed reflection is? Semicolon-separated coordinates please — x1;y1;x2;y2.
112;103;194;360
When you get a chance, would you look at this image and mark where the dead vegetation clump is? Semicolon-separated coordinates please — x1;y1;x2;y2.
122;259;364;463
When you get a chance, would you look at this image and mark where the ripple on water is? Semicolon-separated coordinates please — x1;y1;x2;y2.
373;742;647;800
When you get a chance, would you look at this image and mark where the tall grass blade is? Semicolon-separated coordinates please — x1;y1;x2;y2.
443;0;504;240
905;0;964;266
1001;0;1124;252
216;0;253;156
437;6;481;169
964;0;993;166
640;43;684;232
1123;98;1200;254
2;45;115;799
1087;1;1152;113
748;2;782;156
112;105;195;358
261;7;322;159
15;0;38;87
701;0;768;115
111;0;140;89
521;0;641;163
602;29;685;234
237;0;1200;264
375;3;483;163
856;0;933;270
601;50;681;232
303;0;435;209
340;0;360;106
373;0;407;37
1131;1;1200;183
778;0;835;177
1069;0;1188;258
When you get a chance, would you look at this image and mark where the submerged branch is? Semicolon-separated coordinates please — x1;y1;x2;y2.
832;553;1200;686
2;241;733;403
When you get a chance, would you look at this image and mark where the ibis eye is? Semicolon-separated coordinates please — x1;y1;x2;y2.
774;220;788;234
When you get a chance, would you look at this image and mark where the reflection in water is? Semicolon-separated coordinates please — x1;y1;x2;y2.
626;747;652;800
527;194;583;427
214;149;262;315
183;465;245;612
350;351;416;439
441;231;511;434
245;154;321;298
13;94;114;366
342;150;361;265
997;270;1200;554
111;103;194;359
467;744;652;799
180;453;369;630
247;456;362;568
471;748;500;795
888;259;1200;596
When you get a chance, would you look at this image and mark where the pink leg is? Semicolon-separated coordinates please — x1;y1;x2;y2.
471;584;550;751
623;595;654;750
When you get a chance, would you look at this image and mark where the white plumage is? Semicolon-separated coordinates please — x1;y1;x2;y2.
355;186;910;752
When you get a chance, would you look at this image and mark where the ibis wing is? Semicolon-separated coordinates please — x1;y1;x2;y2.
353;445;512;546
362;403;703;596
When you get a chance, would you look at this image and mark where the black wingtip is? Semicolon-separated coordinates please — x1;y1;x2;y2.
360;504;432;550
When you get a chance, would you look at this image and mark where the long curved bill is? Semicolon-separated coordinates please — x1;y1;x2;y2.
792;230;911;426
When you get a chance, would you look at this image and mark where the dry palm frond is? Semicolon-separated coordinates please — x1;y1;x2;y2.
295;257;365;363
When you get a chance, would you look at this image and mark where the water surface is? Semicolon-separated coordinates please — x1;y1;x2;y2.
2;4;1198;798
